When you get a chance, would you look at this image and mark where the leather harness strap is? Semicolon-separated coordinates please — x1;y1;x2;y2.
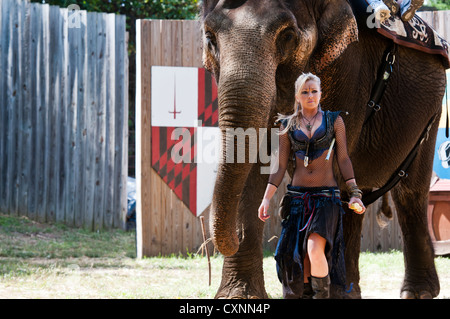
364;44;397;125
360;43;439;206
362;113;438;206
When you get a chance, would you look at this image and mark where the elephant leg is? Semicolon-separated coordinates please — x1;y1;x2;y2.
214;163;269;299
391;184;440;299
391;131;440;299
342;205;365;299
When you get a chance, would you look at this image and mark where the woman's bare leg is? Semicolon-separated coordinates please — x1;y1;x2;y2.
307;233;328;277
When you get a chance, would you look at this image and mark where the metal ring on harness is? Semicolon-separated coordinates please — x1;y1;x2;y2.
386;51;395;65
363;44;397;126
398;170;407;177
368;100;381;111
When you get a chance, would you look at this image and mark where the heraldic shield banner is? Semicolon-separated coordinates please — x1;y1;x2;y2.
151;66;220;216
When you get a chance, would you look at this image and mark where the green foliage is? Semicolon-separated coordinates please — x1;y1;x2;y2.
425;0;450;10
30;0;199;40
30;0;199;20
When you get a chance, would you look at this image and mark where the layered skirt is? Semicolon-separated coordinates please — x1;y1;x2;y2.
274;185;347;299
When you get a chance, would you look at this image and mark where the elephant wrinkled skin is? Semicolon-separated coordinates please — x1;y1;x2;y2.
200;0;445;299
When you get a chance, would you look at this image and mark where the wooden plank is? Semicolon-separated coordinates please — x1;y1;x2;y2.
173;20;186;255
170;20;181;255
192;20;204;68
103;12;116;229
171;186;183;254
36;3;50;223
441;10;450;41
121;24;129;230
191;22;204;255
114;14;128;229
18;0;32;218
27;2;40;220
2;0;12;212
435;11;445;38
136;19;155;257
446;11;450;42
181;20;194;68
45;4;62;223
75;9;88;228
152;20;166;255
7;0;17;214
65;6;79;227
149;19;162;255
0;0;15;214
172;20;182;67
0;0;6;213
185;20;200;255
84;11;98;229
93;12;107;230
135;18;144;256
6;0;21;215
57;7;69;224
151;166;163;254
162;19;172;67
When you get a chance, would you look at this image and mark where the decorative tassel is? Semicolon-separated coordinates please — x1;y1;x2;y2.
304;142;310;167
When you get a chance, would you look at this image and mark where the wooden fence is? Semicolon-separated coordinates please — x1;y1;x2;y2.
138;11;449;256
136;19;205;257
418;10;450;41
0;0;129;230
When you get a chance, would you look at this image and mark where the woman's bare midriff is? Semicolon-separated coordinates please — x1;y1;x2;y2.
290;152;338;187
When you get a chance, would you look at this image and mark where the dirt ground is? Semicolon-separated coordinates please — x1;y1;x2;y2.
1;255;448;299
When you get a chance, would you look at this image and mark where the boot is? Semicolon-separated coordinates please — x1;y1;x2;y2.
367;0;392;24
302;278;313;299
311;275;330;299
382;0;400;15
399;0;424;22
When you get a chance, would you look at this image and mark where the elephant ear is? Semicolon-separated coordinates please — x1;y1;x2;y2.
310;1;358;73
201;0;219;18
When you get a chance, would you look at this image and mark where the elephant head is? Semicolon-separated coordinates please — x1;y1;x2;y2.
200;0;358;256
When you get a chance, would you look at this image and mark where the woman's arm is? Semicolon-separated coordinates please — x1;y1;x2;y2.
334;116;355;182
334;116;366;214
258;129;291;221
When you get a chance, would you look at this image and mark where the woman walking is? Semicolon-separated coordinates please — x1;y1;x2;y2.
258;73;365;299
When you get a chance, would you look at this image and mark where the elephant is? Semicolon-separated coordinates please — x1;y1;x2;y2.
200;0;446;299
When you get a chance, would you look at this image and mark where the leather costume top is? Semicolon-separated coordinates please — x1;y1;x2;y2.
279;110;342;162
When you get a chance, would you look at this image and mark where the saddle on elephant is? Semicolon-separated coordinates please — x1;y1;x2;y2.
350;0;450;69
376;14;450;69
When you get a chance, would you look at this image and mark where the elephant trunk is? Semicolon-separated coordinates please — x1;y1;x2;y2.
210;66;277;256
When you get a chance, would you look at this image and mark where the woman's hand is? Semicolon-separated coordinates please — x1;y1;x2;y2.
348;197;366;214
258;199;271;221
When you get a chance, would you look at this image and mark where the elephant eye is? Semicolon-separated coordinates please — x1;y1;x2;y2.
277;27;299;60
282;29;295;42
205;31;218;53
203;30;220;78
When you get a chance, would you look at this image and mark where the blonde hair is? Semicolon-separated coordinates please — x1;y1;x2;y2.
277;73;321;135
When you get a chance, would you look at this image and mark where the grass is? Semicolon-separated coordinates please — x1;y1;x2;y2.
0;213;449;299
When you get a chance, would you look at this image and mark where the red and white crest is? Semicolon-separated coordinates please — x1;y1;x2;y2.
151;66;220;216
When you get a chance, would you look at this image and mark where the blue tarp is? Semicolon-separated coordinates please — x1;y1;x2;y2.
126;177;136;230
